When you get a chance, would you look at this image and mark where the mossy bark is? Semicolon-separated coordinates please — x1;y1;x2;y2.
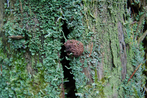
74;0;127;97
0;0;145;98
72;0;145;97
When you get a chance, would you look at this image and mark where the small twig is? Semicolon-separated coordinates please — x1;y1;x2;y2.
8;35;24;39
128;63;142;82
89;42;93;57
130;21;137;25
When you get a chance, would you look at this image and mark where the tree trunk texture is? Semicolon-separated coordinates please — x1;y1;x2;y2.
0;0;146;98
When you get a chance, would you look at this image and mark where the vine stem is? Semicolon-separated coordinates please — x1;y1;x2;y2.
1;65;2;76
62;31;67;42
128;63;142;83
58;52;65;98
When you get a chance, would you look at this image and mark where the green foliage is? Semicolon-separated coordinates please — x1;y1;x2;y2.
1;0;87;97
122;17;146;98
1;0;62;97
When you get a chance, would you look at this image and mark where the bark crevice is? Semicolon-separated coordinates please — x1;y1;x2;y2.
60;21;77;98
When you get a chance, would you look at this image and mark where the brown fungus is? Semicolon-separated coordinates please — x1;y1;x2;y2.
64;40;84;57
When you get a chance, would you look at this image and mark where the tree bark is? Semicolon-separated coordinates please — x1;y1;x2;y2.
0;0;145;98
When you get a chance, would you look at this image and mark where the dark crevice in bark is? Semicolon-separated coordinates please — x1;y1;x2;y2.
60;21;77;98
127;0;139;14
109;40;115;68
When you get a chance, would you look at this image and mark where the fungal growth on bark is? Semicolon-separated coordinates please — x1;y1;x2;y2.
64;40;84;57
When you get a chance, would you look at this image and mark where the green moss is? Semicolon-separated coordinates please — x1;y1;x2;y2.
75;0;145;97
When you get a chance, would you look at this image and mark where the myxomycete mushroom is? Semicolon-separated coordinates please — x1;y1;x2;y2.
64;40;84;57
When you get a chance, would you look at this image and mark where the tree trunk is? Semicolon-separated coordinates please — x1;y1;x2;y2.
0;0;146;98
